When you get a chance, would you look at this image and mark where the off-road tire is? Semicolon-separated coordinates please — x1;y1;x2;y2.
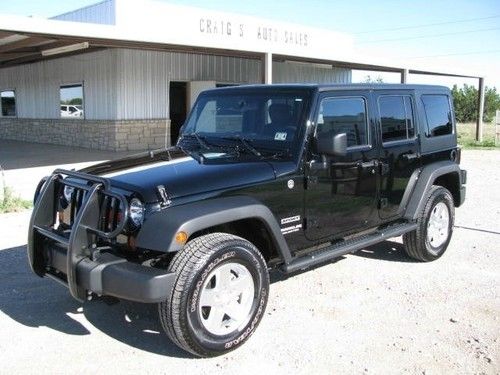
159;233;269;357
403;185;455;262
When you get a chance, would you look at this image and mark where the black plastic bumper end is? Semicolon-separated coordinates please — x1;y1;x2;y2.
46;245;175;303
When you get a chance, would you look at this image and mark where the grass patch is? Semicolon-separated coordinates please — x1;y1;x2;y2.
0;186;32;213
457;122;499;149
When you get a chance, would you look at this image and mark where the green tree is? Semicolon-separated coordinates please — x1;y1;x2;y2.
68;98;83;105
451;84;500;122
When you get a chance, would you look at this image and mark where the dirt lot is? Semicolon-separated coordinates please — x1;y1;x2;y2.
0;149;498;374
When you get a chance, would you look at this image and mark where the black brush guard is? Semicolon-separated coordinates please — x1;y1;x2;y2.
27;169;175;303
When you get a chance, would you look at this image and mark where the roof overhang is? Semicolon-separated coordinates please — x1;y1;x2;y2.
0;10;482;80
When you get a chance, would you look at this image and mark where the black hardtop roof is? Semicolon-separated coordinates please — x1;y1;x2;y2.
203;83;450;94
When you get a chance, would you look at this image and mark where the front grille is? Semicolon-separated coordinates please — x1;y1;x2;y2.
58;180;126;236
99;195;124;233
29;169;130;299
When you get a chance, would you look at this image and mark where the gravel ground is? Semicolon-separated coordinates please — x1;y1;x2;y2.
0;140;133;201
0;149;498;374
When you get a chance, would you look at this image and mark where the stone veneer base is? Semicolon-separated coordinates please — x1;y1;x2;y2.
0;118;170;151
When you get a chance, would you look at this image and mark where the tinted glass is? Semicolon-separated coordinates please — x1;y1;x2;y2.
184;92;308;143
379;95;415;142
422;95;452;137
1;90;16;117
60;84;84;118
317;97;368;148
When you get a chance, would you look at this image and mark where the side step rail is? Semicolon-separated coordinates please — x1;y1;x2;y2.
282;222;418;274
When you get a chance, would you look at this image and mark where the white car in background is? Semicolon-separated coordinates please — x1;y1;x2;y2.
60;105;83;117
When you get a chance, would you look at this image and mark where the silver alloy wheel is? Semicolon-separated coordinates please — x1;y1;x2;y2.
198;262;255;336
427;201;450;251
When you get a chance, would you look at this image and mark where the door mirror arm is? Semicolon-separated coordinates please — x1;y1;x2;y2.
308;156;329;170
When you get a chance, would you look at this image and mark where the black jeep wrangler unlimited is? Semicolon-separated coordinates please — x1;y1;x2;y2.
28;84;466;357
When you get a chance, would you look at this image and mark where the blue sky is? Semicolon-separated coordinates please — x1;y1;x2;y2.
1;0;499;88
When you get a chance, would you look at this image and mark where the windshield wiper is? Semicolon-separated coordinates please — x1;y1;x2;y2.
181;133;210;150
221;136;262;157
256;146;291;160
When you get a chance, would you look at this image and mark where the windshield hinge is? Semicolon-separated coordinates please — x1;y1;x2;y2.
156;185;172;207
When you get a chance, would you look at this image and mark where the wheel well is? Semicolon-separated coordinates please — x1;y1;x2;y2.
189;218;280;263
434;172;460;206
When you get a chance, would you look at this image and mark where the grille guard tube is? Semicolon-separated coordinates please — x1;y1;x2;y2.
28;169;130;301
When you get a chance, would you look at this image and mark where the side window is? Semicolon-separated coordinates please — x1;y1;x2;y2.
316;97;369;148
378;95;415;143
1;90;17;117
421;95;453;137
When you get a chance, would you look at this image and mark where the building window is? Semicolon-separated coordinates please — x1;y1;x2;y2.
421;94;453;137
1;90;16;117
316;97;369;148
60;84;84;118
379;95;415;143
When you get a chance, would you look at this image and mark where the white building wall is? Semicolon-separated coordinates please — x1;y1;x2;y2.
0;49;119;119
0;48;351;121
115;49;262;120
273;62;351;84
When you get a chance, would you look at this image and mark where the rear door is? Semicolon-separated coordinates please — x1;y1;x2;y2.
374;90;421;219
304;91;379;241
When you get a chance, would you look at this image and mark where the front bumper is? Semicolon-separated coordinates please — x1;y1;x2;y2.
28;169;174;303
45;243;174;303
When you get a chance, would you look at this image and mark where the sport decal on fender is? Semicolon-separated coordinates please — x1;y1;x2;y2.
281;223;302;235
281;215;301;225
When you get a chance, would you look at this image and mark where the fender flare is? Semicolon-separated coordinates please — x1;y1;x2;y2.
403;160;461;221
135;196;292;263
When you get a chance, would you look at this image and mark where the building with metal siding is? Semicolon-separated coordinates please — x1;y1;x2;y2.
0;49;119;119
0;0;484;150
51;0;116;25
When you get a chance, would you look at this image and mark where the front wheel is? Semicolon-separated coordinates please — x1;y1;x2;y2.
403;185;455;262
159;233;269;357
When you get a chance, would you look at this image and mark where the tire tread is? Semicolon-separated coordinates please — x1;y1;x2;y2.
403;185;454;262
159;232;268;357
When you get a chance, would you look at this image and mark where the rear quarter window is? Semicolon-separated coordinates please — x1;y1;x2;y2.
421;95;453;137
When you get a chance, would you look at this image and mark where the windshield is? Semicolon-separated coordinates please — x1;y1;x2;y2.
180;90;310;158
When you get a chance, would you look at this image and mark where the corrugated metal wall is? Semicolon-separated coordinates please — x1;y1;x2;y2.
116;49;262;119
273;62;351;84
51;0;115;25
0;49;119;119
0;48;351;121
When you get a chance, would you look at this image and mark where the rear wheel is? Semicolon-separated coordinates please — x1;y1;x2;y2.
159;233;269;357
403;185;455;262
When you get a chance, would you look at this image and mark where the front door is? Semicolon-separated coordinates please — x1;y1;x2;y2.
305;91;379;241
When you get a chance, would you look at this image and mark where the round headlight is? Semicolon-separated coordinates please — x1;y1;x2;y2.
63;185;75;202
129;198;145;227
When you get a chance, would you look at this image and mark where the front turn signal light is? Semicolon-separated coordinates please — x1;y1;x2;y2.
175;231;188;245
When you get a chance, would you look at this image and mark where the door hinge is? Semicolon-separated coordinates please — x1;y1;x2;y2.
380;163;390;176
308;176;318;185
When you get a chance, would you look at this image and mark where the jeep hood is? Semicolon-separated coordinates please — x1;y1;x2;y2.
80;148;276;202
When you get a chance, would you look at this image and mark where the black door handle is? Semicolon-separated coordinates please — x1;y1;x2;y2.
357;160;378;169
402;153;419;160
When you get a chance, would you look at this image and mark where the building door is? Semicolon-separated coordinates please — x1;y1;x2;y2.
169;81;187;145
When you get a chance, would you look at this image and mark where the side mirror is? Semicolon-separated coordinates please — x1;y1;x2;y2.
316;132;347;156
